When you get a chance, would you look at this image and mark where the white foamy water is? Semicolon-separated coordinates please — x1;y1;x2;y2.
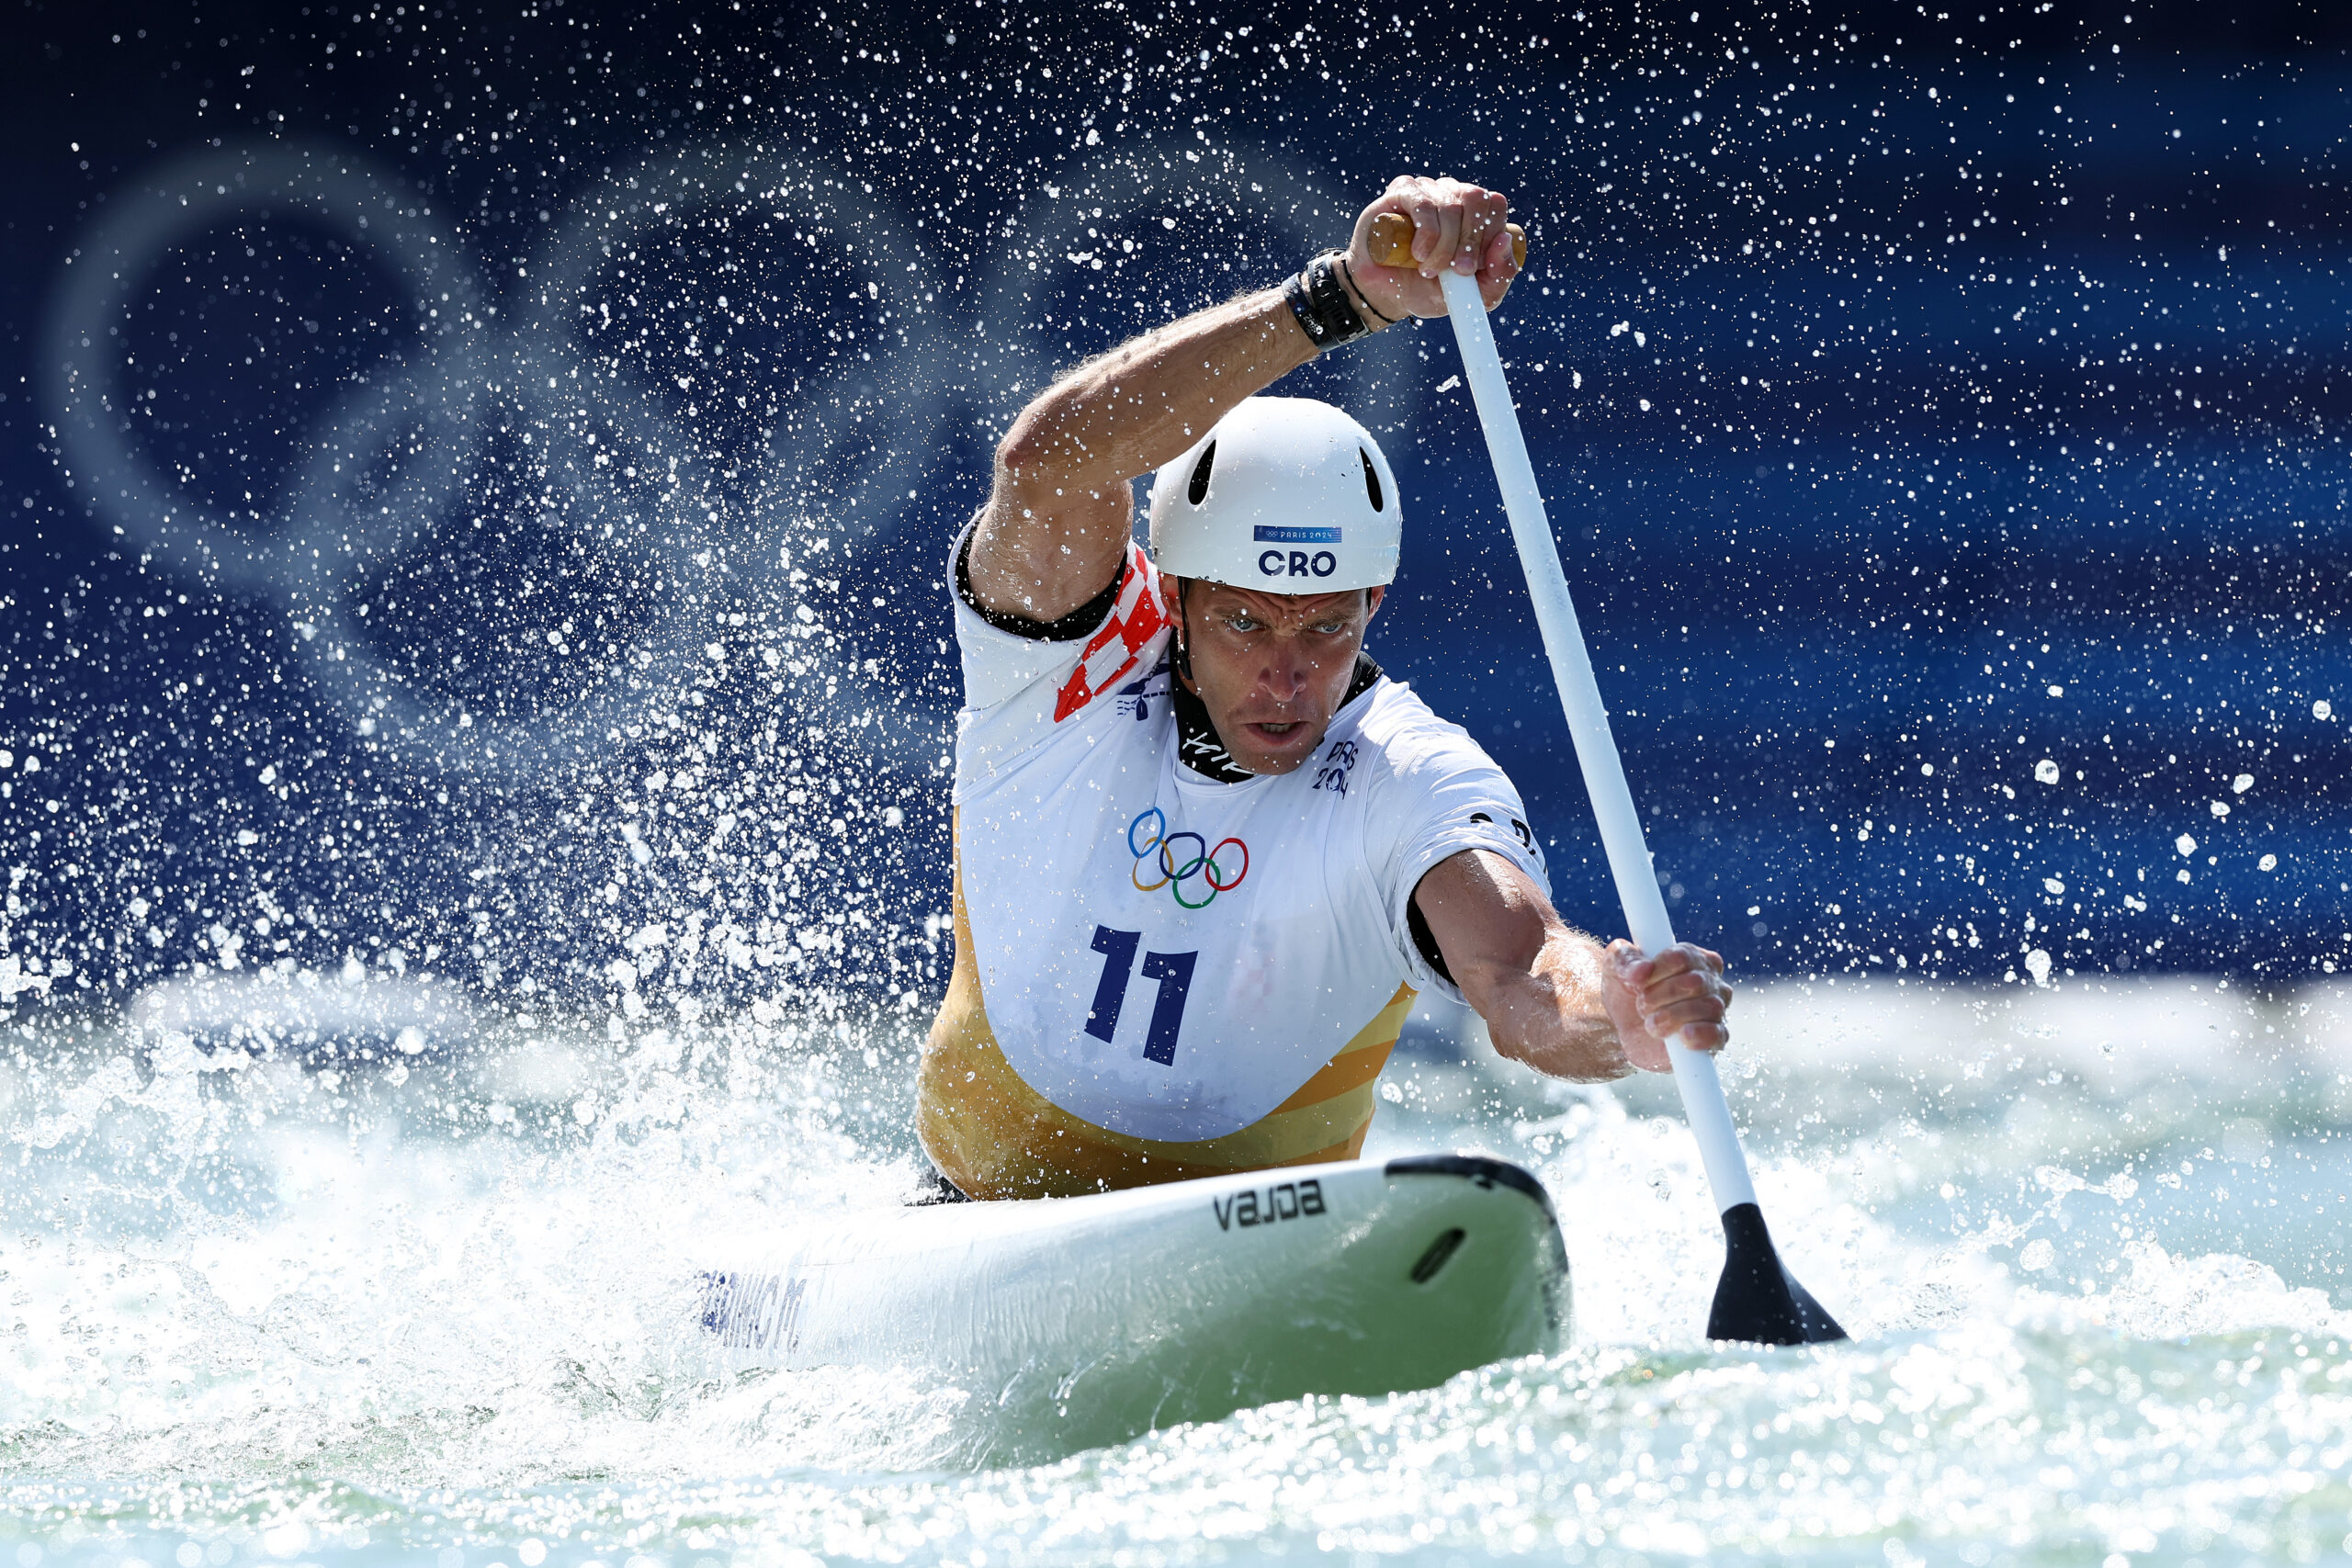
4;976;2351;1565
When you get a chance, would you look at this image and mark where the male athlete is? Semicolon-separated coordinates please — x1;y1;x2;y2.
921;175;1732;1201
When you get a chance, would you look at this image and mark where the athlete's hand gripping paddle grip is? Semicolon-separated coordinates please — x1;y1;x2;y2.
1367;213;1527;274
1370;213;1846;1346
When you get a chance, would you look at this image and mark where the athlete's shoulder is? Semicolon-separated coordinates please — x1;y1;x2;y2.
1339;676;1502;779
953;532;1171;729
1338;674;1547;898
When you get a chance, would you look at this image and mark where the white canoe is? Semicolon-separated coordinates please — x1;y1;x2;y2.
698;1154;1570;1461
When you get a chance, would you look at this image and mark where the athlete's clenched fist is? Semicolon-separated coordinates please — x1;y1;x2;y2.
1345;175;1522;322
1600;940;1733;1074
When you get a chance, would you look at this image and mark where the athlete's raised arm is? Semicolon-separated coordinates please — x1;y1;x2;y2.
1410;849;1731;1082
964;175;1523;623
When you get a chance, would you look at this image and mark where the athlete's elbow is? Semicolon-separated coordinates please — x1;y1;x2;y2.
996;398;1076;489
994;413;1045;480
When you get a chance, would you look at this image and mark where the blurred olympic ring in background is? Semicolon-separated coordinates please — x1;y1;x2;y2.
44;141;940;784
1127;807;1249;908
46;138;1418;786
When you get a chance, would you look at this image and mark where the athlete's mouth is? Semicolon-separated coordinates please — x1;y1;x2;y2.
1244;721;1305;741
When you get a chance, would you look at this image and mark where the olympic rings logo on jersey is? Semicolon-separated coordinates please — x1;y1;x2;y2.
47;135;1418;786
1126;808;1250;910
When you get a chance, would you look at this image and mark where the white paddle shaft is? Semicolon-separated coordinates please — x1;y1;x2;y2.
1433;268;1758;1216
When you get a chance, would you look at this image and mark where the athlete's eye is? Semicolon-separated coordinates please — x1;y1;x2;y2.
1225;614;1261;633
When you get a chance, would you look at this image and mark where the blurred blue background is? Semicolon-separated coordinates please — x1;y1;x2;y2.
3;0;2348;1030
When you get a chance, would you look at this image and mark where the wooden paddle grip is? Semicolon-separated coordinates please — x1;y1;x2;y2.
1367;212;1528;270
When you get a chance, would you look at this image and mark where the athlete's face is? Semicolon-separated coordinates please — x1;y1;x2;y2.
1165;579;1386;775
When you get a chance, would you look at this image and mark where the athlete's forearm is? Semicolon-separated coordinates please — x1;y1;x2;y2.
1414;850;1633;1081
966;289;1319;622
1460;932;1633;1084
1006;287;1318;495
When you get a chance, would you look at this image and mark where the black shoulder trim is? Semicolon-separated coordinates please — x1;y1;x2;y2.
954;527;1124;643
1405;896;1456;987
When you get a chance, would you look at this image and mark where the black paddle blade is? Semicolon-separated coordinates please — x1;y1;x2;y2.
1706;1202;1849;1345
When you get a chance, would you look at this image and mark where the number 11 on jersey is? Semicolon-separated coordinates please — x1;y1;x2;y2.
1085;926;1198;1066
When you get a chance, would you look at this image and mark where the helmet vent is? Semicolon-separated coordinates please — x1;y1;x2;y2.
1361;448;1385;513
1186;441;1217;505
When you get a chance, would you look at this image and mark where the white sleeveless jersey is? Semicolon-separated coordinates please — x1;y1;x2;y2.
948;535;1548;1145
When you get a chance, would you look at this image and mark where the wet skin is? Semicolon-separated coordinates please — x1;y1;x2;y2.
1162;579;1385;776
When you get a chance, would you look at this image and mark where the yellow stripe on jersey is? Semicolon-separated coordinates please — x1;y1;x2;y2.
918;836;1416;1201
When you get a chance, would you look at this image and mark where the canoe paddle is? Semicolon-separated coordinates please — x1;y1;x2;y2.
1370;212;1847;1346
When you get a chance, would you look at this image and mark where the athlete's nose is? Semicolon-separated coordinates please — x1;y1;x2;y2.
1257;638;1317;703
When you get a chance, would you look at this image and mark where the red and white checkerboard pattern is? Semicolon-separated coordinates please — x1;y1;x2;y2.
1053;545;1168;723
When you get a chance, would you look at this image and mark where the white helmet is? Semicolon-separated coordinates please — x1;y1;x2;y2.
1147;397;1401;592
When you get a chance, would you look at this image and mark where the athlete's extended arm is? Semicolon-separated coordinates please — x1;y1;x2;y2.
1411;849;1730;1081
965;175;1523;624
967;290;1317;622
